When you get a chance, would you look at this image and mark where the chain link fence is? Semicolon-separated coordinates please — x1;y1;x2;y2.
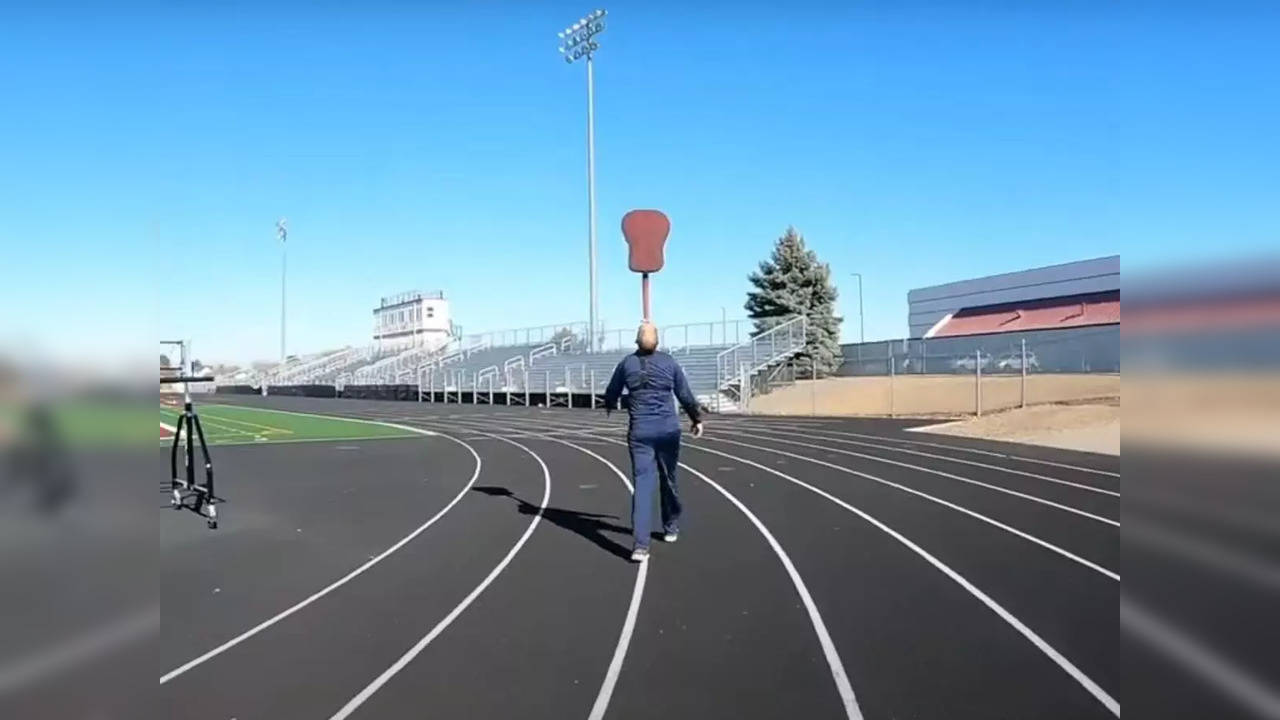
838;325;1119;377
742;325;1121;416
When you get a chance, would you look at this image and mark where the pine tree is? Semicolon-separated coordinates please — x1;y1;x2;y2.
744;226;842;377
549;326;579;349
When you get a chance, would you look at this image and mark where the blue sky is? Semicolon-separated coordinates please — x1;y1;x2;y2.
1;2;1276;363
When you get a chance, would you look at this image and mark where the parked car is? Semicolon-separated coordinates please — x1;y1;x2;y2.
950;352;993;372
997;351;1040;371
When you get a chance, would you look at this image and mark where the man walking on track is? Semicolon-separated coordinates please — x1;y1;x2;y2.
604;322;705;562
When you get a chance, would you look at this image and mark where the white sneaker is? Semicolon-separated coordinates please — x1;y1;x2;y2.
663;532;678;543
630;547;650;562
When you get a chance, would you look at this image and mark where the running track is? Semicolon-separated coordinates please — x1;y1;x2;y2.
160;397;1119;719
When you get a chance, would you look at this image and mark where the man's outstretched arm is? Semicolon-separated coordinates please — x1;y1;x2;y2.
604;359;627;412
673;364;703;426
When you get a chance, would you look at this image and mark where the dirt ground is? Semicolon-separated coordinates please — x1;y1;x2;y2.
908;402;1120;455
1123;372;1280;458
748;373;1120;417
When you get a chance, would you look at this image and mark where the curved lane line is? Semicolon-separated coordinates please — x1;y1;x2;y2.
459;416;864;720
419;415;648;720
717;418;1120;478
736;424;1119;496
672;434;1120;716
717;428;1119;527
160;426;479;684
505;415;1118;715
326;430;552;720
694;435;1118;581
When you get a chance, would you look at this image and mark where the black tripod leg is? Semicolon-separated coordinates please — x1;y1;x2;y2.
184;405;201;514
191;412;217;529
169;411;184;508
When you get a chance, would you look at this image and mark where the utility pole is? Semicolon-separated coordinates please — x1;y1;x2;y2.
277;218;288;361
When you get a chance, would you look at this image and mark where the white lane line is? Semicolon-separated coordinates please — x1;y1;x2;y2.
327;432;552;720
472;417;864;719
425;415;649;720
591;552;649;719
160;421;178;433
675;462;864;719
998;455;1120;479
718;428;1119;527
723;419;1120;478
159;427;477;685
508;416;1116;715
1126;518;1280;592
1123;597;1280;719
0;605;156;696
680;438;1119;717
740;425;1119;497
695;436;1118;581
205;404;438;436
421;416;1117;579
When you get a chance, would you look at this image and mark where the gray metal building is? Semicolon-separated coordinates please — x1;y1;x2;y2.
907;255;1120;338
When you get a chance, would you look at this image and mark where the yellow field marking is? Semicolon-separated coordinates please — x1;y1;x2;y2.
194;418;257;437
159;411;254;438
160;406;288;437
196;411;294;435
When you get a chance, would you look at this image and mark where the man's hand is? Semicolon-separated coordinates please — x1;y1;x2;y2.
690;421;705;438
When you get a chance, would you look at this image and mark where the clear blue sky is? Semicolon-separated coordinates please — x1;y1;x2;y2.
1;2;1276;364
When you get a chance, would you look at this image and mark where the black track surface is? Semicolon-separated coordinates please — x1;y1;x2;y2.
161;397;1120;719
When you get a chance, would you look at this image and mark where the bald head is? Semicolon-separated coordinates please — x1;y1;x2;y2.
635;322;658;353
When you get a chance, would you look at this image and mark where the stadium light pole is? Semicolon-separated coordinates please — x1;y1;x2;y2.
849;272;864;343
559;9;607;352
850;272;864;363
277;218;288;361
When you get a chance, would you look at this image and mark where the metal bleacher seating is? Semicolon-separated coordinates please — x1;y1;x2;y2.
238;317;807;413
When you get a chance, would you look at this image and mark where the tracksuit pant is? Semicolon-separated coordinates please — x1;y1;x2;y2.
628;427;683;549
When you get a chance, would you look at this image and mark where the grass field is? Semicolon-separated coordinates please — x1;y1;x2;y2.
159;404;421;446
2;399;155;448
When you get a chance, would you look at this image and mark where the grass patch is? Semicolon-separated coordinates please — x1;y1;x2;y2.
159;404;422;446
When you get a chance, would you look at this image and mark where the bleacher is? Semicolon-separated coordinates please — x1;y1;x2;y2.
227;317;808;413
418;339;733;406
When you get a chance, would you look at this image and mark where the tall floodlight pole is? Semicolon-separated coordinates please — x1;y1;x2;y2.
277;218;288;361
559;9;607;352
850;272;864;363
850;272;864;344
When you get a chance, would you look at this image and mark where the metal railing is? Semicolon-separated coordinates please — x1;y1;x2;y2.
241;316;750;389
459;322;588;351
265;347;351;384
503;355;525;386
352;342;450;385
477;365;500;387
716;315;808;391
301;346;375;384
593;319;747;354
530;343;558;362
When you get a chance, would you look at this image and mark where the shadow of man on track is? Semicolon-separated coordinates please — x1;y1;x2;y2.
472;486;632;560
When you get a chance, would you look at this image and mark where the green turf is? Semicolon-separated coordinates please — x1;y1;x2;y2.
3;399;154;448
160;404;420;446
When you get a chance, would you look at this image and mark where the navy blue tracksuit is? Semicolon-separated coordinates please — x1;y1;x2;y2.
604;350;703;550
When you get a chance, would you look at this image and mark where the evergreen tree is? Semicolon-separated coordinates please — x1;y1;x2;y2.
549;326;579;348
744;226;842;376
